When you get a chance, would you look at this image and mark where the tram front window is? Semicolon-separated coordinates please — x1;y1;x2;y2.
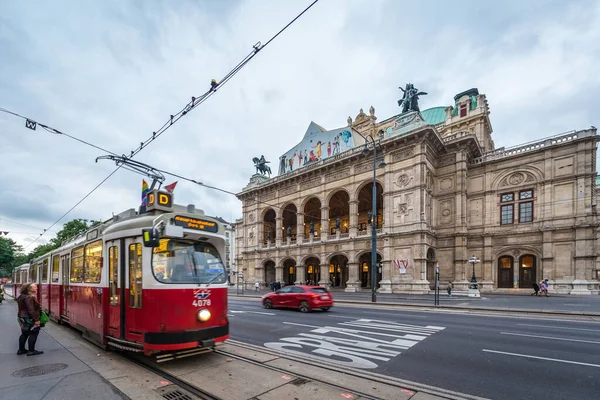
152;239;226;284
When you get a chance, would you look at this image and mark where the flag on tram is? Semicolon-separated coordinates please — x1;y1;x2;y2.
141;180;150;204
164;181;178;194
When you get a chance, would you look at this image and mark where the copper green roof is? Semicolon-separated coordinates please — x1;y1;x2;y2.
596;176;600;186
421;106;447;125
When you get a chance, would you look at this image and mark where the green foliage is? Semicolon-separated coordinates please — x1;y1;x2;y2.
3;218;101;276
0;237;23;277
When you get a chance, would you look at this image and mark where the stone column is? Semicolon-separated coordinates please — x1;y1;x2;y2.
345;262;361;292
275;217;282;246
321;206;329;241
296;213;304;245
275;266;283;283
319;263;331;289
349;200;358;238
295;265;306;285
379;245;393;293
480;235;494;291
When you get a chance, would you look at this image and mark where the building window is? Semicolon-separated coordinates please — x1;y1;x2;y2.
42;259;49;283
70;247;84;282
501;204;514;225
519;202;533;223
460;104;467;117
500;189;534;225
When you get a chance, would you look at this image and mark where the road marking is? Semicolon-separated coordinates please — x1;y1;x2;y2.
516;323;600;332
500;331;600;344
325;314;427;320
265;319;445;369
483;349;600;368
229;310;276;315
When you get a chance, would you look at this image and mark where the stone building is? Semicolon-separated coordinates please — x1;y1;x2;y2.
235;87;600;295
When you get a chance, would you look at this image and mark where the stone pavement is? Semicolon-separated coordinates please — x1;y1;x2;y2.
229;286;600;315
0;298;126;400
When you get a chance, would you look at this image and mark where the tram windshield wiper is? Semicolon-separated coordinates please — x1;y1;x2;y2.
203;272;223;286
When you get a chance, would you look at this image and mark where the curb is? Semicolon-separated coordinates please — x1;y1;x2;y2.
228;294;600;317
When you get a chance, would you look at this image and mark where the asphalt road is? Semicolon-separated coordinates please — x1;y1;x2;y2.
228;298;600;400
230;287;600;313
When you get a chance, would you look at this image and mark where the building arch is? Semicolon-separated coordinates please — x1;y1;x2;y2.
328;253;349;288
326;252;351;263
261;207;277;220
491;166;543;190
354;249;383;260
300;195;323;210
304;256;321;284
300;254;321;266
325;188;351;204
260;258;276;268
302;197;322;238
281;257;297;286
263;259;276;285
356;251;382;289
355;180;384;229
494;247;541;289
354;178;385;199
278;201;299;218
328;190;351;233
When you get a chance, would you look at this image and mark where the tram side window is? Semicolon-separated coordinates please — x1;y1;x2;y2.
30;264;37;283
84;240;102;284
52;256;60;283
109;246;118;305
42;259;49;283
129;243;142;308
70;247;84;283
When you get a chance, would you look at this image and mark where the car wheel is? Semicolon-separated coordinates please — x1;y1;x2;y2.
263;299;272;309
299;301;310;313
321;307;329;311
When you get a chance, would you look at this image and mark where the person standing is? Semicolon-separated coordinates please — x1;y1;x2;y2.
446;281;453;297
17;283;43;356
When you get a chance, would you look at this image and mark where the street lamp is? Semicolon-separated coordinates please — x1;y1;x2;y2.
361;132;386;303
468;255;481;298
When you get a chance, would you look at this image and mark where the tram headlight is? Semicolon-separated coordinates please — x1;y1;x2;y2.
196;308;211;322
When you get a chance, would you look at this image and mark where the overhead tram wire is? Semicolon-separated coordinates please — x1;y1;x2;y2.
8;0;321;250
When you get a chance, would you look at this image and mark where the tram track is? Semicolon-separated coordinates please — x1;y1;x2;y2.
123;352;224;400
120;340;479;400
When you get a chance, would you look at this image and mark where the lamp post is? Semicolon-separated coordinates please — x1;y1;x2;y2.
468;255;481;298
361;133;386;303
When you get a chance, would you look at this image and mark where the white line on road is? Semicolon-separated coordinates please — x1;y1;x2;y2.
229;310;276;315
483;349;600;368
516;323;600;332
325;314;427;320
500;331;600;344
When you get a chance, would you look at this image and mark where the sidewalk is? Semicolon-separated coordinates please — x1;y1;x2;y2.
229;286;600;315
0;298;127;400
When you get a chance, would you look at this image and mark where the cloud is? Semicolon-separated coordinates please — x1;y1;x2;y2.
1;0;599;248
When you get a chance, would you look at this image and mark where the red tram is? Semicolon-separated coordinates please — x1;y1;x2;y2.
12;190;229;357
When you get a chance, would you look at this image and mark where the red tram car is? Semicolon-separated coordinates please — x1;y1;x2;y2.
13;190;229;357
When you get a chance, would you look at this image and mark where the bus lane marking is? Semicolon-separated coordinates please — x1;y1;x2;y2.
264;318;445;369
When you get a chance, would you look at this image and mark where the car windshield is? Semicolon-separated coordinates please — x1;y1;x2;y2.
152;239;226;284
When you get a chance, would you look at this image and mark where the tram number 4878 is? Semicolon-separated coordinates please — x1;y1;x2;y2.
193;299;212;307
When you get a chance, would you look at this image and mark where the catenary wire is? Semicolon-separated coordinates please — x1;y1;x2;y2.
3;0;320;250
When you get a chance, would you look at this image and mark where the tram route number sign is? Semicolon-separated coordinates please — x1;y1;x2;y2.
173;215;218;233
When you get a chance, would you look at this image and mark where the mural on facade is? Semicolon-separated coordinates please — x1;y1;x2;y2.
278;122;356;175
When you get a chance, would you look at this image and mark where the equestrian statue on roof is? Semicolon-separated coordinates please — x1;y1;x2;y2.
252;155;272;177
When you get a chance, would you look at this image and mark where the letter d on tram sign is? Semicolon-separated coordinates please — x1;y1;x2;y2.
146;190;173;212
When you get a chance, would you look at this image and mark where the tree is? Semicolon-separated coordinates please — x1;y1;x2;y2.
49;218;99;248
0;237;23;277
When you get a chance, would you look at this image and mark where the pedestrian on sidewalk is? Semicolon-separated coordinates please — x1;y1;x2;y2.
531;282;540;296
254;281;260;292
540;279;549;297
446;281;453;297
17;282;44;356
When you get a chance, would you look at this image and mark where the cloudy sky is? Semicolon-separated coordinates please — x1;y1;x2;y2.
1;0;599;250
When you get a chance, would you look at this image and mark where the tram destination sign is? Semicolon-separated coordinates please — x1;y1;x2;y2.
173;215;218;233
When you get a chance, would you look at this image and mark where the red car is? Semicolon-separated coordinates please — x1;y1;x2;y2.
262;285;333;312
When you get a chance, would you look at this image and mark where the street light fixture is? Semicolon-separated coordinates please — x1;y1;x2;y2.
360;131;386;303
468;255;481;298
